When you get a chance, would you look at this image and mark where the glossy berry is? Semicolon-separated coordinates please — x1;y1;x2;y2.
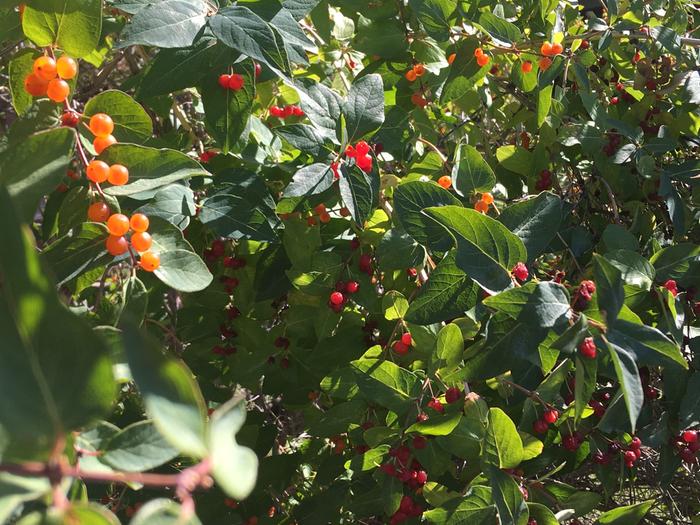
476;53;490;67
405;69;417;82
438;176;452;189
319;212;331;223
46;78;69;102
108;164;129;186
410;93;428;107
393;341;409;355
445;387;462;404
105;235;129;256
33;56;57;81
330;291;344;306
355;141;370;156
512;262;528;282
580;39;590;50
539;57;552;71
475;200;489;213
401;332;412;346
579;337;597;359
679;447;697;464
589;400;606;418
346;281;359;294
130;213;150;233
412;435;427;449
663;279;678;296
89;113;114;138
56;56;78;79
86;160;110;183
218;74;231;89
140;251;161;272
562;435;580;451
543;409;559;424
356;154;372;173
624;450;637;465
481;192;494;205
630;437;642;449
87;202;110;222
683;430;698;443
131;232;152;252
254;62;262;77
94;135;116;154
427;398;444;413
533;419;549;434
61;111;80;128
228;73;244;90
24;73;49;97
521;61;533;73
551;42;564;55
540;42;553;56
107;214;130;237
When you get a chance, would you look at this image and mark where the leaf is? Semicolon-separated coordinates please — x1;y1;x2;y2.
351;358;421;415
498;192;563;260
284;163;336;197
338;164;379;226
593;254;625;324
199;191;279;243
22;0;102;58
83;90;153;143
42;223;110;285
486;464;528;525
101;420;179;472
8;48;39;115
0;187;115;461
436;323;464;368
537;85;553;127
496;145;533;177
382;291;409;320
451;144;496;196
606;320;687;369
407;413;462;436
575;354;597;423
440;39;488;103
122;322;208;458
295;78;342;137
135;184;196;229
424;206;527;294
405;252;479;325
482;408;524;469
604;338;644;432
423;488;496;525
394;181;462;251
208;398;259;500
343;74;385;141
99;144;208;197
409;0;457;39
119;0;207;49
596;500;654;525
354;17;406;59
484;282;570;329
130;499;202;525
604;250;655;290
201;60;256;153
478;13;521;45
679;372;700;427
0;127;76;220
277;124;331;157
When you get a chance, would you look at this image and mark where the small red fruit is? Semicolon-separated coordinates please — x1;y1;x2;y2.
393;341;409;355
683;430;698;443
87;202;110;222
329;291;344;305
663;279;678;296
533;419;549;434
228;73;244;90
401;332;412;346
105;235;129;256
218;74;231;88
140;251;161;272
579;337;597;359
512;262;528;282
521;61;533;73
543;409;559;424
345;281;359;294
445;387;462;404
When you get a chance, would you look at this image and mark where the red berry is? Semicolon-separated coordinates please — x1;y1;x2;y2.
329;291;344;305
254;62;262;77
663;279;678;296
563;435;580;451
630;437;642;449
543;409;559;424
579;337;597;359
512;262;528;282
345;281;359;294
592;451;610;465
61;111;80;127
218;74;231;88
269;106;283;117
624;450;637;464
533;419;549;434
412;436;427;449
445;387;462;404
355;141;370;156
610;96;619;105
401;332;412;346
406;267;418;278
427;398;444;413
589;400;606;418
393;341;409;355
228;73;244;90
683;430;698;443
679;447;697;464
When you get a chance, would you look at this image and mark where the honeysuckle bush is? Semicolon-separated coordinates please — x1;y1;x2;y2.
1;0;700;524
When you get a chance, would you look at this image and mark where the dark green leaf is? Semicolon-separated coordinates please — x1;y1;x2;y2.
119;0;207;48
23;0;102;57
451;144;496;196
593;254;624;324
338;164;379;226
83;90;153;143
284;163;336;197
101;420;179;472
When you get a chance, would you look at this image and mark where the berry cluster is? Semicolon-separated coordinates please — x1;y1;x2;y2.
380;446;426;523
269;105;304;118
404;63;425;82
562;431;585;451
474;192;494;213
512;262;529;283
328;278;360;313
345;140;373;173
540;42;564;57
217;73;245;91
389;496;424;525
672;429;699;464
532;408;559;434
535;169;552;191
89;113;118;155
474;47;491;67
24;55;77;103
98;212;160;271
572;279;596;311
392;332;412;355
602;130;622;157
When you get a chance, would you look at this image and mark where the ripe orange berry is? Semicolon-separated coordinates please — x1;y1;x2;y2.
94;135;116;154
413;64;425;77
87;202;110;222
107;214;130;237
475;200;489;213
447;53;456;64
89;113;114;138
105;235;129;256
33;56;57;81
319;212;331;224
551;42;564;55
405;69;417;82
86;160;110;183
24;73;49;97
481;192;494;205
438;175;452;189
140;251;161;272
46;78;69;102
130;231;152;252
474;47;484;57
340;207;351;217
313;203;326;215
476;54;490;67
56;56;78;79
129;213;149;233
540;42;553;56
108;164;129;186
539;57;553;71
521;61;533;73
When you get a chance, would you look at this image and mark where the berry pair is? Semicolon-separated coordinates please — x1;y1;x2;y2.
532;409;559;434
474;48;491;67
24;55;77;103
474;192;494;213
269;105;304;118
218;73;245;91
404;63;425;82
328;280;360;312
540;42;564;57
86;160;128;186
345;141;373;173
411;93;429;107
89;113;118;155
102;212;159;271
392;332;413;355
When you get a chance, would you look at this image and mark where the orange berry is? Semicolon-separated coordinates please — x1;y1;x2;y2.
108;164;129;186
413;64;425;77
140;251;161;272
474;47;484;57
86;160;110;183
411;93;428;107
539;57;553;71
89;113;114;138
130;231;152;252
476;54;490;67
129;213;149;233
481;192;494;205
551;42;564;55
340;207;351;217
46;78;69;103
438;175;452;189
87;202;110;222
319;212;331;224
33;56;57;81
56;56;78;80
540;42;553;56
313;203;326;215
474;200;489;213
447;53;456;64
405;69;417;82
106;235;129;256
107;214;130;237
24;73;48;97
306;216;317;226
521;61;533;73
94;135;116;155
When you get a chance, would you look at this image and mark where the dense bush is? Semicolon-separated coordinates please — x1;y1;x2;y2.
1;0;700;524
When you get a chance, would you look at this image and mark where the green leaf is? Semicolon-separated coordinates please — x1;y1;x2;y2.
408;0;457;39
99;144;208;197
596;500;654;525
424;206;527;294
208;398;259;500
680;372;700;427
277;124;331;157
537;85;553;128
338;164;379;226
498;192;563;260
440;39;488;103
394;181;462;251
122;322;208;458
345;444;390;471
604;250;655;290
407;413;462;436
42;223;110;285
8;48;39;115
604;338;644;432
527;503;558;525
343;73;385;141
0;187;115;461
650;243;700;283
606;320;687;369
201;60;256;153
496;145;533;177
575;354;597;423
354;17;406;59
435;323;464;368
23;0;102;58
135;184;196;230
593;254;625;324
478;13;521;45
382;291;409;320
451;144;496;196
130;499;202;525
482;408;524;469
486;464;528;525
351;358;421;415
83;90;153;143
423;489;496;525
0;127;76;220
119;0;207;48
284;163;336;197
483;282;570;329
199;191;279;243
101;420;179;472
